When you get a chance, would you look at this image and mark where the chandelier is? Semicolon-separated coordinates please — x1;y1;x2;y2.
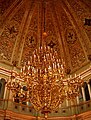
6;62;83;119
6;1;83;119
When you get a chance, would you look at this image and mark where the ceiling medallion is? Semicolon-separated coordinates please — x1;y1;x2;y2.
66;29;77;44
48;40;56;48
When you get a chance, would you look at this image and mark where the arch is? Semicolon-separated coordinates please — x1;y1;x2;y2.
14;93;19;103
0;78;6;99
79;87;83;102
0;83;2;93
89;79;91;88
83;82;90;101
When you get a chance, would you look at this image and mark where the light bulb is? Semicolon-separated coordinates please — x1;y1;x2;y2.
43;32;47;37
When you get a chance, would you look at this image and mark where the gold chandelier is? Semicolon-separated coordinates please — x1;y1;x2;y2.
7;57;83;118
6;1;83;119
7;43;83;119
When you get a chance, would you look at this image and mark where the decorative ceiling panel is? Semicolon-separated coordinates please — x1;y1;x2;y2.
21;4;39;63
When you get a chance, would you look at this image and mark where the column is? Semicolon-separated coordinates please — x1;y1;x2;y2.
59;104;62;108
81;87;86;101
76;96;79;104
66;99;69;107
87;83;91;99
3;86;7;99
7;90;12;109
26;101;29;112
19;101;22;111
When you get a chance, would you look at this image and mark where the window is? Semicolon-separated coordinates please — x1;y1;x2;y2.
84;18;91;26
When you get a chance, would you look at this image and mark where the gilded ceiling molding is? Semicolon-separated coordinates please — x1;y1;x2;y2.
49;1;65;58
62;0;89;71
20;3;39;65
11;1;33;66
52;0;72;73
45;1;64;61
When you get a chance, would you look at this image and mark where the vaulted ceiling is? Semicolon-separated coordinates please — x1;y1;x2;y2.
0;0;91;74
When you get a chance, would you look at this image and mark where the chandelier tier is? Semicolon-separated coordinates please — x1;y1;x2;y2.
6;1;83;119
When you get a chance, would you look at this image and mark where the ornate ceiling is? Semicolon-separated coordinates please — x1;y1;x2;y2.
0;0;91;73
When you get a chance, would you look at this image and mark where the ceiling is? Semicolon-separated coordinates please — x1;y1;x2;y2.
0;0;91;74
